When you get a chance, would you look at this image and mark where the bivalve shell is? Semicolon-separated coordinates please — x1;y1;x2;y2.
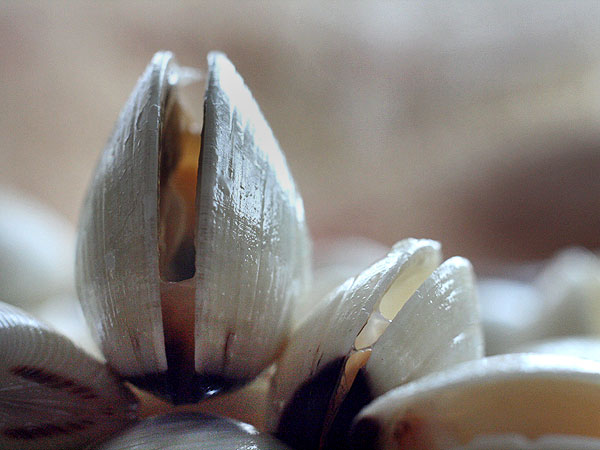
76;51;311;404
351;354;600;450
0;301;137;450
0;188;75;309
94;412;291;450
266;239;483;449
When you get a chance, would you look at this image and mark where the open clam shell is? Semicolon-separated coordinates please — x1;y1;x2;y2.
351;354;600;450
76;51;310;404
266;238;483;449
94;412;291;450
0;301;137;450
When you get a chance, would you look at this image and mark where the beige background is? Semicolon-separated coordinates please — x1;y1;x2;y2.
2;2;600;267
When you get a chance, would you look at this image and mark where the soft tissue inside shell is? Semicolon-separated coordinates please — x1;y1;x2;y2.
159;100;200;282
355;258;433;350
158;95;202;402
349;275;420;416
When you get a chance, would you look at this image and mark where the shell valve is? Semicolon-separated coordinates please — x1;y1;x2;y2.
75;51;311;405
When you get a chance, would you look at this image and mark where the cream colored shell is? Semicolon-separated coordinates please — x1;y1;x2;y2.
352;354;600;449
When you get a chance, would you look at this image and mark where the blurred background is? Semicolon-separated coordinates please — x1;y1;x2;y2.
2;1;600;267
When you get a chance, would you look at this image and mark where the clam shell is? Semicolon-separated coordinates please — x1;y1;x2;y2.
76;51;310;404
76;52;172;382
299;237;388;326
351;354;600;450
94;412;291;450
266;239;483;449
479;247;600;355
0;188;75;308
364;256;482;398
0;301;137;450
534;247;600;337
478;278;544;355
30;294;101;359
195;52;310;382
515;336;600;362
450;434;600;450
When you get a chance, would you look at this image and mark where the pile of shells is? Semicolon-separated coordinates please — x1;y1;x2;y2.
1;51;600;450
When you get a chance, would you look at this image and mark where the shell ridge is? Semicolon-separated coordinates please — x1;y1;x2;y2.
76;53;173;377
194;51;309;386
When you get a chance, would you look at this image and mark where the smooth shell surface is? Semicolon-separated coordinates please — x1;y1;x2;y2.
267;239;483;449
76;51;310;403
450;435;600;450
364;256;482;398
0;302;137;450
479;247;600;355
0;189;97;356
516;336;600;362
0;188;75;308
95;412;291;450
534;247;600;337
478;278;545;355
299;237;388;325
351;354;600;450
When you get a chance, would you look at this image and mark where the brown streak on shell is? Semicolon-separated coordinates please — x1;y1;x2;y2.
2;420;95;441
10;365;99;400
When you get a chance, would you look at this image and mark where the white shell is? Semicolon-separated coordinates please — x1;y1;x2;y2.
76;51;310;404
194;52;310;382
364;256;483;398
29;294;101;359
76;52;171;383
450;434;600;450
266;239;483;449
0;301;136;450
300;237;388;326
479;247;600;355
0;188;75;308
478;278;545;355
515;336;600;363
352;354;600;449
94;412;291;450
534;247;600;336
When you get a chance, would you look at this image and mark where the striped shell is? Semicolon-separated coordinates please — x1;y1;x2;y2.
0;301;136;450
76;51;311;404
